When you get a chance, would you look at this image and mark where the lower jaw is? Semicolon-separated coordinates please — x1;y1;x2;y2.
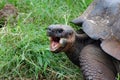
50;47;65;53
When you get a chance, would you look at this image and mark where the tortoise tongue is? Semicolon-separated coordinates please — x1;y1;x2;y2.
50;41;59;50
50;37;60;51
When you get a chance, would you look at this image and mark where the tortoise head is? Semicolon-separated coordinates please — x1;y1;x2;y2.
47;24;76;53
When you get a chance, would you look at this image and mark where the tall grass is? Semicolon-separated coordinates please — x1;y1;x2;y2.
0;0;92;80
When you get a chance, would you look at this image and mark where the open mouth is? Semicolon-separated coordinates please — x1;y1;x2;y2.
49;36;67;52
50;37;61;52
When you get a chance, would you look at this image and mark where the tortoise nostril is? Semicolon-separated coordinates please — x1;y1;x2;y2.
47;27;52;32
48;28;51;31
58;29;63;33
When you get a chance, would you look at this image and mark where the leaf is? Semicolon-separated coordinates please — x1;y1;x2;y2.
38;56;43;67
43;62;48;72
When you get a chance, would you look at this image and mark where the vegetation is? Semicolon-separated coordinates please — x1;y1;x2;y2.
0;0;93;80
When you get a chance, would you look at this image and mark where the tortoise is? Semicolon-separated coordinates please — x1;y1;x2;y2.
47;24;117;80
47;0;120;79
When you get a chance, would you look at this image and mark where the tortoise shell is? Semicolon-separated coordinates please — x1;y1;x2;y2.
72;0;120;60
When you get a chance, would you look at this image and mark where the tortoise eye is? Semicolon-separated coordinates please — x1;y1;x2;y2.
67;30;73;35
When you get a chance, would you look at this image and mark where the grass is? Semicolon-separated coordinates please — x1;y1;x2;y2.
0;0;92;80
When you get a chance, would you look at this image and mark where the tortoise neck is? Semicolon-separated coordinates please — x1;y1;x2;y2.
65;34;91;67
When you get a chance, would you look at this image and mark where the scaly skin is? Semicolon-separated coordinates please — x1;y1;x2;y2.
47;24;117;80
80;45;116;80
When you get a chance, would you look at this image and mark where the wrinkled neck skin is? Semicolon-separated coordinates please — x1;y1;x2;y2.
65;34;95;67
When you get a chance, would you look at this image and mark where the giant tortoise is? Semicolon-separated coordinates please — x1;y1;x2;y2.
47;24;117;80
47;0;120;79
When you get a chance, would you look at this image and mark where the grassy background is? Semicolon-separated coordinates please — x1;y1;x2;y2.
0;0;92;80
